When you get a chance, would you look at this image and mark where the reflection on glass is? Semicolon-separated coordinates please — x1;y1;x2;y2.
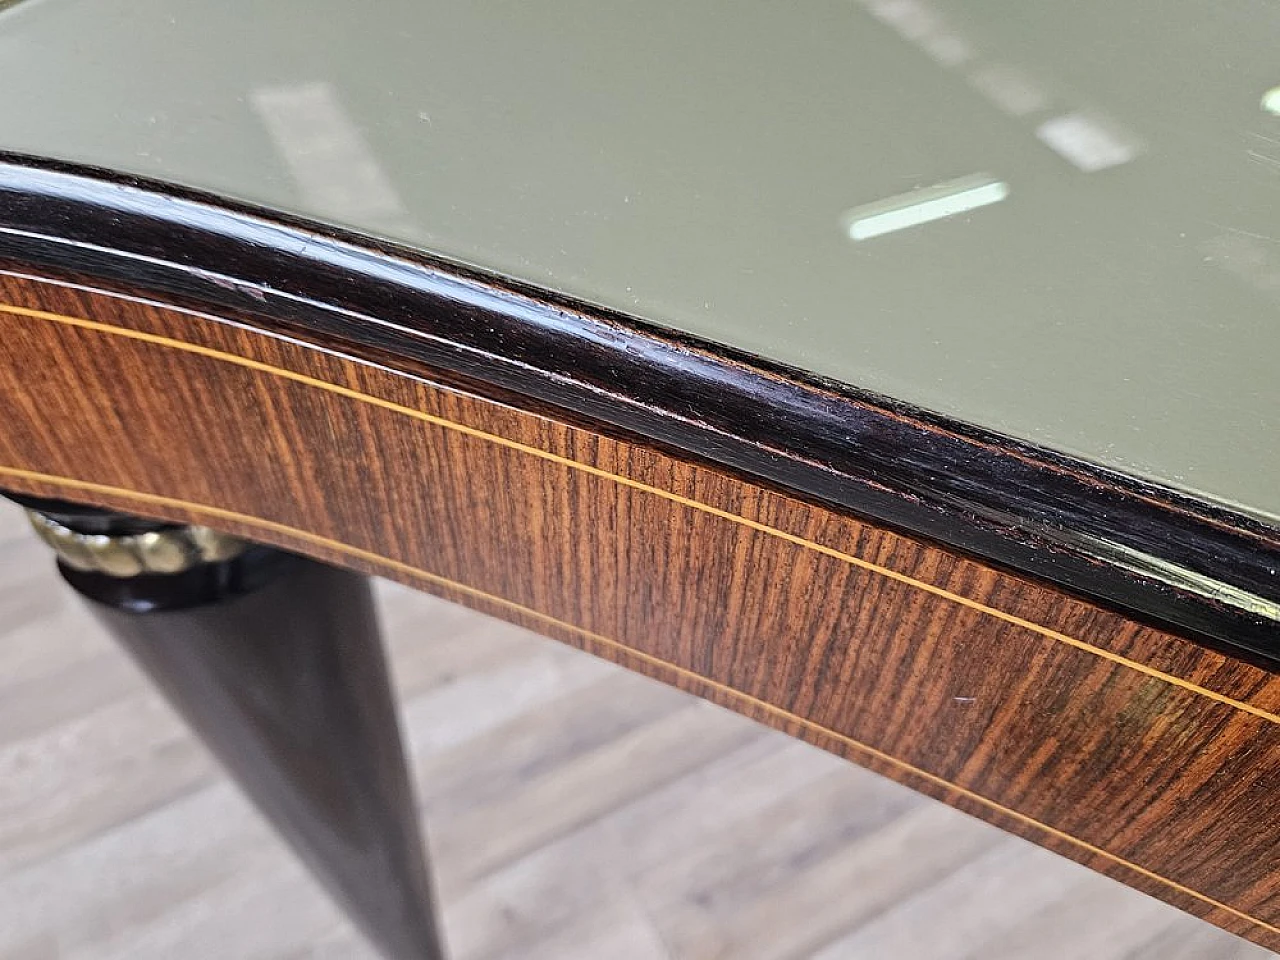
250;81;406;226
0;0;1276;519
1035;112;1141;172
843;175;1009;241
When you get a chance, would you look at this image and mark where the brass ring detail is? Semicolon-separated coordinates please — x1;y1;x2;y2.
25;509;246;577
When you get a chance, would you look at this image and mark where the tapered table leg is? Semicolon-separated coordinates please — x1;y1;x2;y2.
5;494;446;960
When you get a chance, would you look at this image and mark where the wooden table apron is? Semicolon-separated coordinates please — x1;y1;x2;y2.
1;271;1278;947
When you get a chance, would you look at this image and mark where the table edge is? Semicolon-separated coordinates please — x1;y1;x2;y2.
0;153;1275;661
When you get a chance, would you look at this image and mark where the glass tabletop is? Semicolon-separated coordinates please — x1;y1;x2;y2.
2;0;1277;522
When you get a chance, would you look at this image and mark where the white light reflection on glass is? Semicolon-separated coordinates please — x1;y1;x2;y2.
843;175;1010;241
1035;112;1140;173
250;81;407;224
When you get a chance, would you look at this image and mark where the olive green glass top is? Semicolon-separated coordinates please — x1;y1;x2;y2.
2;0;1277;521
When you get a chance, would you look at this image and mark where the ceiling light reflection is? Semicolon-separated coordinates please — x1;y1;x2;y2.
843;175;1010;241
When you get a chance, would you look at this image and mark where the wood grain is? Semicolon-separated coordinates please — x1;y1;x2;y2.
0;272;1278;948
3;505;1264;959
2;157;1275;658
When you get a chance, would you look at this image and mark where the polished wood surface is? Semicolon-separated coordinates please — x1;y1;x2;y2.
1;272;1277;947
0;511;1269;959
71;546;444;960
2;160;1273;657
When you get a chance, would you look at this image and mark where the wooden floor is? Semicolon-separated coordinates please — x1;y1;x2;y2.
0;505;1271;960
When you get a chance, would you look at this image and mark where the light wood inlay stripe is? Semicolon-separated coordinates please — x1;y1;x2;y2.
0;301;1273;727
0;463;1275;940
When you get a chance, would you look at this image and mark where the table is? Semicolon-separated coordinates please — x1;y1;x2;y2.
0;1;1277;956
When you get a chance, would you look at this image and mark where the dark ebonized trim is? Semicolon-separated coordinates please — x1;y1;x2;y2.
0;156;1276;660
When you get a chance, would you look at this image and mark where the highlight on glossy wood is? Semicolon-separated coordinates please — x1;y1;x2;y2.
68;549;445;960
1;272;1279;949
1;157;1274;658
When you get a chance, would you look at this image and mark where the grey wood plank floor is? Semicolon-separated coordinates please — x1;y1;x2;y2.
0;504;1270;960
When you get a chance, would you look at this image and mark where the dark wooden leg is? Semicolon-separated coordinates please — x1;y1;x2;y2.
5;494;446;960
